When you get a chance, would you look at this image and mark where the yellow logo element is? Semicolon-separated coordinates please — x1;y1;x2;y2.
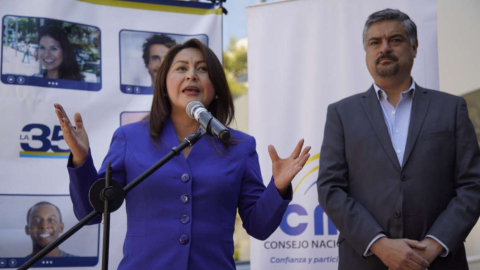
293;153;319;195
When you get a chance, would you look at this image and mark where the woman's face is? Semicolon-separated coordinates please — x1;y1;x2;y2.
38;36;63;75
166;48;215;114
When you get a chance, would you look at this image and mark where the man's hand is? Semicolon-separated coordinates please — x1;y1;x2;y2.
413;238;444;264
370;237;430;270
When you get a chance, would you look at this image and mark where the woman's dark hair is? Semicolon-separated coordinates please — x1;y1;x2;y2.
37;25;83;81
149;38;235;143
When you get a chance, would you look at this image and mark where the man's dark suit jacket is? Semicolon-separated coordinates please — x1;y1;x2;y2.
317;84;480;270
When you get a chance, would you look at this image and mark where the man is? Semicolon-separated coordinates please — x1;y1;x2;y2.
22;41;30;63
25;201;74;257
142;34;176;85
317;8;480;270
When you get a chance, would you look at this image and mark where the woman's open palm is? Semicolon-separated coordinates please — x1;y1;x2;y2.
268;139;311;195
54;103;89;167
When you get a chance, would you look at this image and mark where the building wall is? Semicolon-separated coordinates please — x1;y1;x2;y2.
438;0;480;268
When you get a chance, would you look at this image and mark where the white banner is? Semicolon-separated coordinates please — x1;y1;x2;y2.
0;0;221;268
247;0;437;269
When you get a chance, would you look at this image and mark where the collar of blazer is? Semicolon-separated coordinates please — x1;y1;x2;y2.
360;84;431;172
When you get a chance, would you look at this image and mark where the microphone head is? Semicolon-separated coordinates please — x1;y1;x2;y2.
186;101;204;119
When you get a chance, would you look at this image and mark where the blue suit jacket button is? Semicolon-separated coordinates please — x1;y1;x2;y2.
181;173;190;183
179;234;189;244
180;194;189;204
181;215;190;224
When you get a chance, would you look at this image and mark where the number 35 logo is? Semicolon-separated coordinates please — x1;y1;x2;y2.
20;124;69;157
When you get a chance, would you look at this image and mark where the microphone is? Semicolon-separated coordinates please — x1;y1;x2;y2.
186;101;230;142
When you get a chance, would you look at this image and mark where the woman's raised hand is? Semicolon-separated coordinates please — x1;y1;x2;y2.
54;103;89;167
268;139;311;196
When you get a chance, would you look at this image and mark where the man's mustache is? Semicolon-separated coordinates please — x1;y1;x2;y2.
376;53;398;64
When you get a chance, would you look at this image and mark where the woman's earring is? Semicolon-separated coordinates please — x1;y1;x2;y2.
215;95;218;99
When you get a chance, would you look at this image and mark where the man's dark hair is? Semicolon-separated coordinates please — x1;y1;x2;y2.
363;8;417;50
142;34;176;67
26;201;63;223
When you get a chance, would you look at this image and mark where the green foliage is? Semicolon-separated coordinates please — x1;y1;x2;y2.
223;37;248;98
17;18;36;38
225;70;247;98
4;17;36;42
224;37;247;78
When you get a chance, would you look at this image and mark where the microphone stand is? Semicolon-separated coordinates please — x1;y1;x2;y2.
18;127;206;270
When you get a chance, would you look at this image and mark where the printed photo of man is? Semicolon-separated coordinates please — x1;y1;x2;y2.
25;201;74;257
142;34;176;85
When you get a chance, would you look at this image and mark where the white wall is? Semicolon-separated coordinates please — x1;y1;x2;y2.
438;0;480;96
437;0;480;268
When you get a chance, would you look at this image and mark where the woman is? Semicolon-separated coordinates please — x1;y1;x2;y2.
34;25;83;81
54;39;310;269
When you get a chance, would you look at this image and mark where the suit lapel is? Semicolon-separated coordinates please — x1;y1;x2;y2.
401;85;430;169
361;86;401;172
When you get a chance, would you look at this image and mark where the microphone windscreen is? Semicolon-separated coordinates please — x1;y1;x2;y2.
186;101;204;119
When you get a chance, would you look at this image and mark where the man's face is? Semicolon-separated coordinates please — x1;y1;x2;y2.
25;204;64;249
147;44;170;84
365;20;418;81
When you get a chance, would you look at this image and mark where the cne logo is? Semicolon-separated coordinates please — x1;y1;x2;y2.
280;153;338;236
20;124;70;158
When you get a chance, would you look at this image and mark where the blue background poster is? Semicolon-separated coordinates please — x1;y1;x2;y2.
0;0;222;268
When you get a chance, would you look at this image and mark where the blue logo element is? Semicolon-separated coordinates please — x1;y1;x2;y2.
279;153;337;236
20;124;70;158
280;204;337;236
